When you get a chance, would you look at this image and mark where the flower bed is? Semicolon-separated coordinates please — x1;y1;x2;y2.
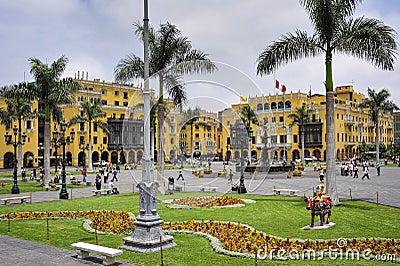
163;196;255;209
2;211;399;261
163;220;400;261
0;210;135;235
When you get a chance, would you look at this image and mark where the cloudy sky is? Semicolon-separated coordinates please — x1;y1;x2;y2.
1;0;399;112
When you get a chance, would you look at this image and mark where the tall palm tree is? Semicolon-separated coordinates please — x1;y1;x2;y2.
28;56;81;184
115;22;216;180
67;100;109;172
0;83;36;174
288;104;311;166
359;88;398;164
256;0;397;205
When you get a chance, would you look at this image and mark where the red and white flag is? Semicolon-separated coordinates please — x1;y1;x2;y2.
139;82;143;92
275;79;287;93
281;84;286;93
275;79;280;89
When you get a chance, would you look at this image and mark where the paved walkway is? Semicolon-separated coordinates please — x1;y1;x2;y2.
0;163;399;265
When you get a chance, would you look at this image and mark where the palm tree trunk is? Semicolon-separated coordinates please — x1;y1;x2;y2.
157;75;165;183
18;119;23;175
301;130;305;166
44;121;51;184
375;124;380;164
325;55;339;206
88;122;93;172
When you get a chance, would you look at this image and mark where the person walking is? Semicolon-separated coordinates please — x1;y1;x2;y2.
353;165;359;178
111;168;118;182
319;169;324;182
362;168;370;180
82;167;87;182
95;174;102;190
376;162;381;176
177;169;184;181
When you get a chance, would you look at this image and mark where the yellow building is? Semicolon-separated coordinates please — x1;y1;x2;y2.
219;85;395;162
0;78;148;169
0;81;395;170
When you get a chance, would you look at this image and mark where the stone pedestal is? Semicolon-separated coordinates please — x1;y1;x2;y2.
121;181;176;252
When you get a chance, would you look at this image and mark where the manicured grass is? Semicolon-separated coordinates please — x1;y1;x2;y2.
0;181;86;194
0;193;398;265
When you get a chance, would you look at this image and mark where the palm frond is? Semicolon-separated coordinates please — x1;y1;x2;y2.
257;30;323;75
335;17;397;71
114;54;144;83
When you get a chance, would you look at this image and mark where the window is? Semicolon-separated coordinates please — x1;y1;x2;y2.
279;135;287;143
279;116;284;122
79;122;85;132
102;100;107;105
120;114;125;120
94;123;98;132
114;101;119;106
103;137;107;144
115;91;119;96
123;102;128;106
294;135;298;143
272;117;276;122
101;90;107;95
93;136;98;144
123;92;128;99
195;133;199;138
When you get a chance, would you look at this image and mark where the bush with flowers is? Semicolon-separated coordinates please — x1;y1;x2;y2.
163;196;255;209
1;211;399;261
0;210;135;235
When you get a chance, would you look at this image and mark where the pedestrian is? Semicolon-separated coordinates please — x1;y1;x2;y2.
111;168;118;182
30;169;34;180
177;169;184;181
82;167;87;182
353;165;359;178
228;168;233;183
21;168;26;181
319;169;324;182
95;174;102;190
104;170;109;184
376;162;381;176
362;168;369;180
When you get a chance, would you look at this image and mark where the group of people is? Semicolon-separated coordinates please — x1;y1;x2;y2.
340;159;383;180
94;165;119;194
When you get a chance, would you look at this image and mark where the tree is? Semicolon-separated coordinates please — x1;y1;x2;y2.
115;22;216;181
358;88;398;164
0;83;36;174
288;104;311;166
256;0;397;205
28;56;81;184
67;100;109;172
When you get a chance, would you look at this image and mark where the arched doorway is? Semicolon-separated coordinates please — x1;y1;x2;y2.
78;151;86;167
111;152;118;164
66;152;72;166
313;149;321;160
234;151;240;160
4;152;13;169
101;151;109;162
292;150;300;160
120;151;126;164
128;151;135;164
137;150;143;163
24;151;34;168
92;151;100;164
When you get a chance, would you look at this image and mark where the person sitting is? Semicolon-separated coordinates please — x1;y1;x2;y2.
108;181;119;194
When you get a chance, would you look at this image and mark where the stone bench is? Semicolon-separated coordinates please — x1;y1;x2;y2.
273;188;298;196
92;189;112;196
174;186;183;192
200;186;218;193
71;242;123;265
1;195;31;205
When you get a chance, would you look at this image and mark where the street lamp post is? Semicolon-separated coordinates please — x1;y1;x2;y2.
238;126;252;194
5;126;26;194
51;125;60;175
53;121;75;199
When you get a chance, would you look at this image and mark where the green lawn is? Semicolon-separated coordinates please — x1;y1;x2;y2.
0;193;398;265
0;180;87;194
